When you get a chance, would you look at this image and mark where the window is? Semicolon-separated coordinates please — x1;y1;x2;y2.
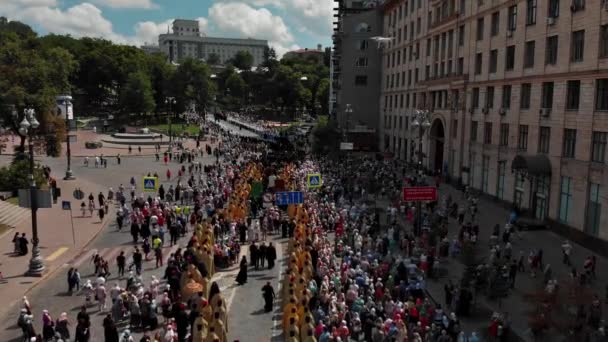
499;123;509;146
476;18;484;40
566;80;580;110
355;57;368;67
526;0;537;25
502;85;512;109
485;86;494;108
514;173;525;208
592;131;607;163
559;176;572;223
452;120;458;139
597;79;608;110
497;161;506;200
484;122;492;144
354;75;368;86
586;183;601;236
601;25;608;58
355;23;371;32
518;125;529;150
571;30;585;62
489;49;498;73
426;38;431;56
457;57;464;75
520;83;531;109
524;41;535;68
417;18;421;34
357;40;369;50
481;156;490;193
538;126;551;154
507;5;517;31
458;25;465;46
475;53;482;74
562;129;576;158
541;82;554;109
472;87;480;108
548;0;560;18
572;0;585;10
491;12;499;36
545;35;558;65
471;121;478;142
505;45;515;71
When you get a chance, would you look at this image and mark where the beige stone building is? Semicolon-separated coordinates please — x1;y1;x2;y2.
380;0;608;239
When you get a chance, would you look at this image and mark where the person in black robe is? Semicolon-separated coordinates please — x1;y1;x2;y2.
238;222;247;244
235;256;248;285
250;243;259;270
266;242;277;269
259;243;267;268
262;282;275;312
19;233;28;256
103;314;119;342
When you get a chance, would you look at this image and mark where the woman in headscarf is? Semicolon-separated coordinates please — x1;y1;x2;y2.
55;312;70;341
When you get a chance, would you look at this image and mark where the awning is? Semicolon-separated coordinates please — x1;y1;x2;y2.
511;155;552;176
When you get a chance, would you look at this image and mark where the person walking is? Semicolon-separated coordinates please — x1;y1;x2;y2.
103;313;119;342
262;281;275;312
562;240;573;266
132;248;143;275
266;242;276;269
116;251;126;278
235;256;248;285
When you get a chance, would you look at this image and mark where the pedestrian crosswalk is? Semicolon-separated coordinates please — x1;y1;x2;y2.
66;243;183;269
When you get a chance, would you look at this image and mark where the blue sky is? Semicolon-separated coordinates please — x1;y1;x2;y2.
3;0;334;55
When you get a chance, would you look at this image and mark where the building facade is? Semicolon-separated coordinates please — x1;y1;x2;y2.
332;0;384;141
380;0;608;239
158;19;268;66
284;45;325;64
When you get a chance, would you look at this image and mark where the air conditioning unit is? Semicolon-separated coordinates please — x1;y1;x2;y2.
482;107;489;114
499;108;507;116
506;30;513;38
540;108;552;117
547;17;556;26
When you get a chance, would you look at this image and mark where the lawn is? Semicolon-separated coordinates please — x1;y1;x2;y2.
6;197;18;206
148;124;200;136
0;223;10;236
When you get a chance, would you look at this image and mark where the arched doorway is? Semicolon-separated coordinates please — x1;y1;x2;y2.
429;119;445;174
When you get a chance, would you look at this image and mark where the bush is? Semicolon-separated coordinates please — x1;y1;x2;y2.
0;160;47;194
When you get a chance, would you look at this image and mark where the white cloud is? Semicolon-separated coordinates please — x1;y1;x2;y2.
132;19;173;45
208;2;298;56
196;17;209;34
91;0;158;9
5;0;57;6
286;0;333;37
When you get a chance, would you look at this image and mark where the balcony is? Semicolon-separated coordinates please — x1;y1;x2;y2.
419;72;468;86
430;11;459;29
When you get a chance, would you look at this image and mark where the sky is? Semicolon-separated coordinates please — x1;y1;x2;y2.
1;0;334;56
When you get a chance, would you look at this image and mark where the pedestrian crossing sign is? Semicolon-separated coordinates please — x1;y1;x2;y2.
307;173;322;189
143;176;158;192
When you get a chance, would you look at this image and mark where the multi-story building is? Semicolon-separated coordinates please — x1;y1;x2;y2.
284;45;326;64
158;19;268;66
332;0;384;146
380;0;608;240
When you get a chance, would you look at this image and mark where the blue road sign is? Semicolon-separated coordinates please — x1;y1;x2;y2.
62;200;71;210
143;177;158;192
307;173;322;189
275;191;304;205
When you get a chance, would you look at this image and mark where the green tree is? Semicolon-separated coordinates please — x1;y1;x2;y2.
0;159;47;194
207;53;220;65
231;50;254;70
119;71;155;114
173;58;215;114
225;73;247;99
316;78;330;116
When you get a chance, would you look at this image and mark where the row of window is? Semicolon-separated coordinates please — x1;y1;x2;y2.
383;79;608;112
470;120;608;162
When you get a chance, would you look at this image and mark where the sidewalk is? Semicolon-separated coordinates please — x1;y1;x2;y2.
0;176;108;319
432;183;608;341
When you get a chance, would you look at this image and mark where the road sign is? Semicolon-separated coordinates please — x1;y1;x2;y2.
18;189;52;208
263;193;273;208
73;188;84;200
307;173;322;189
403;187;438;202
62;200;71;210
143;177;159;192
340;142;354;151
275;191;304;206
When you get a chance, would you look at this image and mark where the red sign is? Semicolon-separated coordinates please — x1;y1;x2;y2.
403;187;437;202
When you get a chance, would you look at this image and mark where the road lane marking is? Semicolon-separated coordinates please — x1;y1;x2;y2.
45;247;69;262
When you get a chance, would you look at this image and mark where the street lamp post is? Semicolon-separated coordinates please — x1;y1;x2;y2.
20;108;44;276
165;97;176;144
412;109;431;236
63;97;75;180
343;104;353;182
